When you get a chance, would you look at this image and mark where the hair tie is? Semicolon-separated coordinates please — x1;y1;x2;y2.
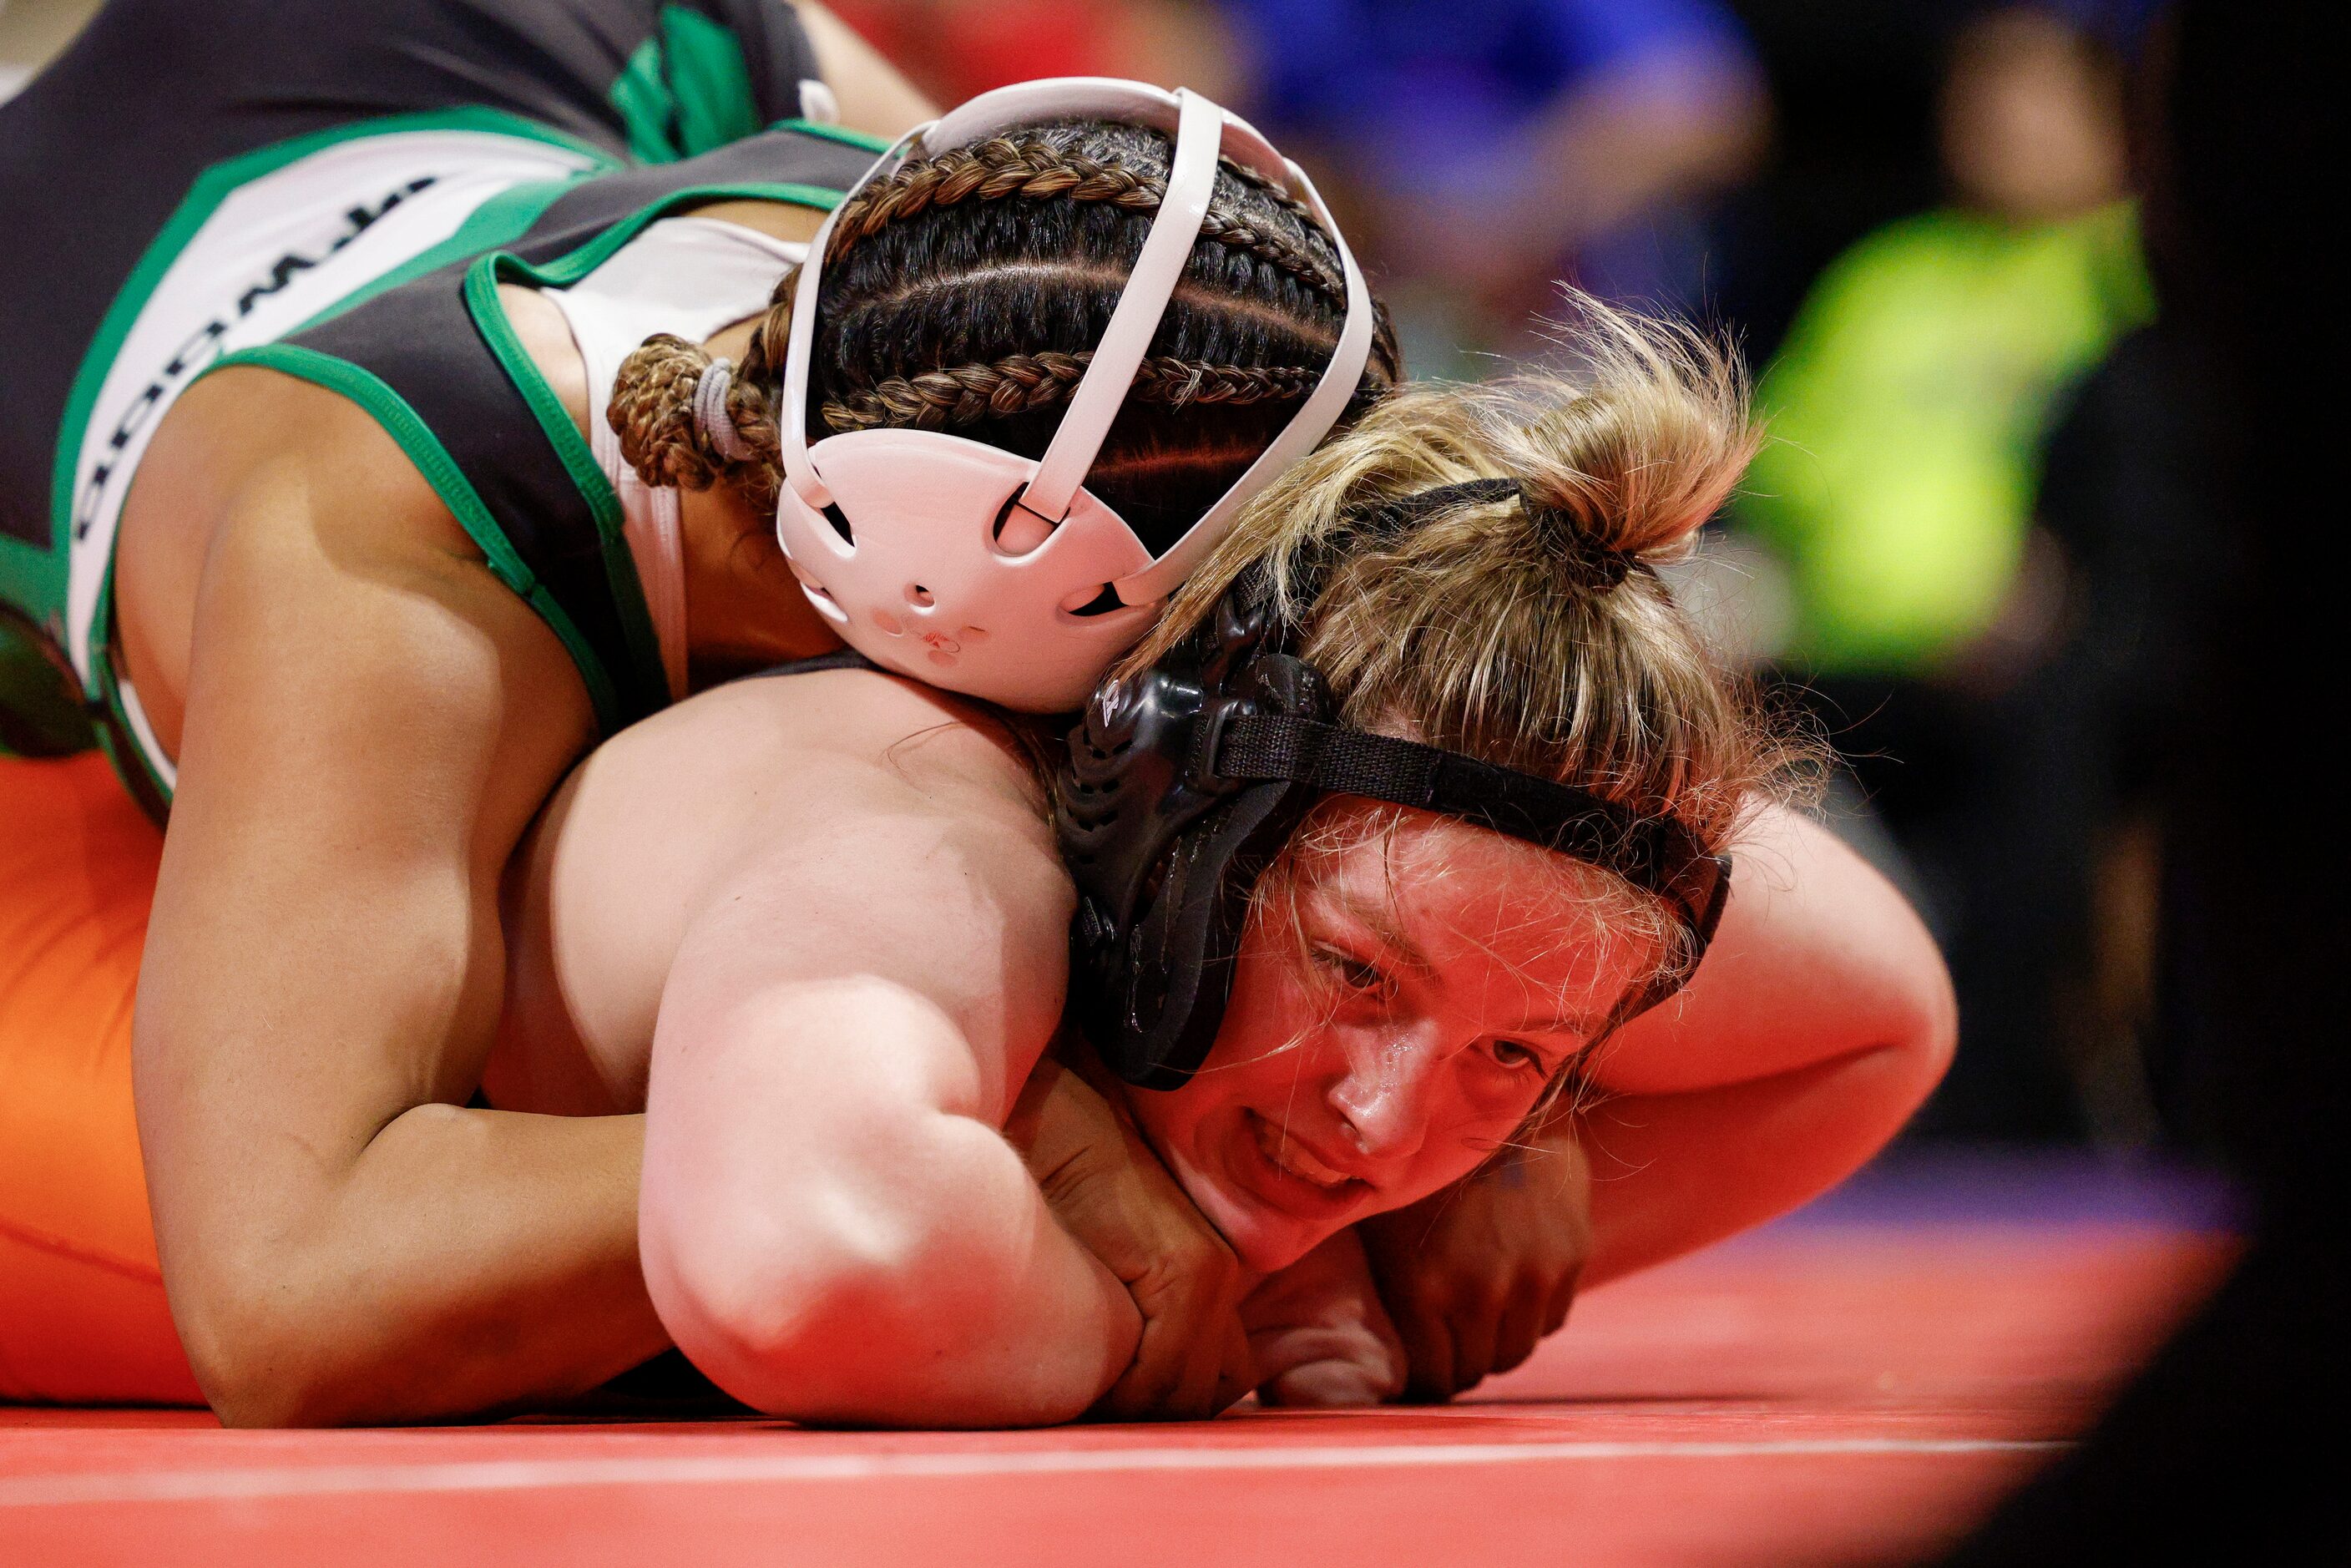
1514;484;1636;592
1322;478;1638;595
693;357;755;463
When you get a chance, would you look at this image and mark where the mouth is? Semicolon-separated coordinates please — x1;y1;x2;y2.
1242;1110;1369;1206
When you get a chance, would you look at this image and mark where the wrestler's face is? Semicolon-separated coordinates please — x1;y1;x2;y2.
1123;802;1653;1274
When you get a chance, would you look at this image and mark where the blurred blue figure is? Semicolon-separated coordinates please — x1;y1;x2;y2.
1219;0;1766;367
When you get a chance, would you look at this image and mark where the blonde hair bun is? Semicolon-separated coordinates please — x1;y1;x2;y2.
1494;292;1757;564
1121;288;1805;879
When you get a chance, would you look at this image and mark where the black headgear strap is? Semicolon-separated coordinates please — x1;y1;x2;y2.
1210;715;1723;925
1055;479;1729;1090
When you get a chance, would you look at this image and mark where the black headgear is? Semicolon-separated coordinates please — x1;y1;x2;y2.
1053;478;1733;1090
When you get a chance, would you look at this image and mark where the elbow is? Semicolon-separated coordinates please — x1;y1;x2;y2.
1895;932;1960;1109
640;1126;1086;1428
640;1114;1107;1428
171;1262;359;1428
641;1186;918;1417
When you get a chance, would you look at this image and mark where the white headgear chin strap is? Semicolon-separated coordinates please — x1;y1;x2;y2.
773;78;1377;712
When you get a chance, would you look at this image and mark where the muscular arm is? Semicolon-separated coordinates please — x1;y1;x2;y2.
635;746;1143;1426
1573;801;1957;1283
133;379;666;1426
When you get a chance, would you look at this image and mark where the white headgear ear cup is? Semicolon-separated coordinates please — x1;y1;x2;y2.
773;78;1374;711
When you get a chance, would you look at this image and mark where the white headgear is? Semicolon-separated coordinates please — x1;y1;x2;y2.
775;78;1375;712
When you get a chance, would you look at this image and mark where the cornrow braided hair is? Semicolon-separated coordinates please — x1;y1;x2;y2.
610;117;1399;553
825;135;1349;306
822;351;1326;432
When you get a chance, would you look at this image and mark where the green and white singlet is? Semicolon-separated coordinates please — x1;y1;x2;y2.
0;0;883;812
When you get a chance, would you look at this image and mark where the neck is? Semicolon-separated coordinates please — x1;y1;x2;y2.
678;316;844;689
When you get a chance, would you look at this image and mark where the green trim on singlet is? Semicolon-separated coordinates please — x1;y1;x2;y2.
0;604;92;757
200;341;625;735
458;179;847;716
769;119;892;154
610;5;766;164
84;569;173;817
458;257;665;718
46;107;621;604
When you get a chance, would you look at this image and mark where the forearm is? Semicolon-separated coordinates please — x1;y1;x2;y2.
163;1105;662;1427
1595;802;1955;1096
640;979;1140;1427
1561;804;1952;1281
1577;1041;1940;1287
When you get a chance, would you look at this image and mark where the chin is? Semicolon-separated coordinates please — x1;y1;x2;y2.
1161;1144;1350;1275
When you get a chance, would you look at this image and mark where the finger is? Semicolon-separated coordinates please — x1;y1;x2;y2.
1102;1307;1207;1420
1103;1237;1243;1420
1445;1296;1501;1397
1210;1311;1256;1416
1096;1286;1199;1419
1266;1358;1392;1407
1394;1299;1457;1404
1165;1277;1248;1420
1160;1259;1251;1420
1489;1288;1546;1378
1540;1265;1583;1340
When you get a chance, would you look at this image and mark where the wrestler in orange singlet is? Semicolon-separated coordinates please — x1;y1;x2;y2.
0;0;1949;1424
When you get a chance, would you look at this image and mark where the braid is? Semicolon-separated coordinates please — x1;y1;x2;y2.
822;352;1327;433
609;333;782;508
734;265;795;406
604;117;1397;544
829;136;1348;306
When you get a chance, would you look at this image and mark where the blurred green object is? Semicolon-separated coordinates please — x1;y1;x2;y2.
1738;203;2152;676
0;612;94;757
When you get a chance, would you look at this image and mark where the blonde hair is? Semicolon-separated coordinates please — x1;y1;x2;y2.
1124;293;1810;997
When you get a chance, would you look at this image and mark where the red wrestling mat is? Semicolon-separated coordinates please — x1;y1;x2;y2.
0;1176;2232;1568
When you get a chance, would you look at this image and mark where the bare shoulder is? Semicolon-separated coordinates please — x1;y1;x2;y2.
659;667;1067;920
792;2;938;141
520;668;1072;1073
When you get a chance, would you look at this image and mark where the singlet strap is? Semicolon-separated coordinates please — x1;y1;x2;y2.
546;215;811;701
249;127;878;736
747;648;883;680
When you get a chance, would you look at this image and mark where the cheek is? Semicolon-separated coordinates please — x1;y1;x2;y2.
1118;932;1323;1156
1400;1080;1550;1192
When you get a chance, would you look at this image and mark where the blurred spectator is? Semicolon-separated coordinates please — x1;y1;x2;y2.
1934;4;2346;1553
1708;0;1972;367
1215;0;1767;371
1733;6;2153;1141
1740;7;2148;685
822;0;1249;109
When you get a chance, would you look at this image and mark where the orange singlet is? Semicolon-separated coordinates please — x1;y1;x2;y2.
0;751;202;1404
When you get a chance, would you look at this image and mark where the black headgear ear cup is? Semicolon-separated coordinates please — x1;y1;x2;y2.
1054;483;1732;1090
1055;574;1327;1087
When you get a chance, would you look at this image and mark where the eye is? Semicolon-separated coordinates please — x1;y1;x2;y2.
1312;945;1389;998
1489;1039;1545;1073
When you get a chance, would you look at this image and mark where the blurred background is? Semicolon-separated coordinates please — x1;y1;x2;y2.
822;0;2193;1156
0;0;2224;1153
8;0;2336;1544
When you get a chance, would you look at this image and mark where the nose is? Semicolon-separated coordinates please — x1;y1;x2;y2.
1326;1026;1443;1164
